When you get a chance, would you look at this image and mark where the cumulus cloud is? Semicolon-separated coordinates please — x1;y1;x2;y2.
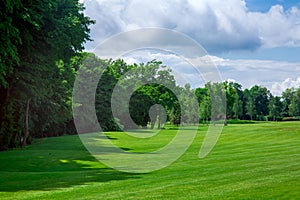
121;51;208;87
80;0;300;96
249;5;300;48
83;0;300;52
271;77;300;96
122;52;300;95
204;55;300;95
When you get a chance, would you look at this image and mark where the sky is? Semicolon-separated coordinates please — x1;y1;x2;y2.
81;0;300;96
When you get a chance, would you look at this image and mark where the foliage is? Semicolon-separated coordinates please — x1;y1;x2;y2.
268;95;283;121
0;0;299;153
94;59;180;130
0;0;93;149
288;88;300;116
226;119;256;124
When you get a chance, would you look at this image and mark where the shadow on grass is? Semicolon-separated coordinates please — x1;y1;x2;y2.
0;135;140;192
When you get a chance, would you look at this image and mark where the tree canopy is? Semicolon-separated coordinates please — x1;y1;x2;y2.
0;1;299;151
0;0;93;150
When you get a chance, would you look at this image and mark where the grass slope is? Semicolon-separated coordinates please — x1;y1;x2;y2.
0;122;299;199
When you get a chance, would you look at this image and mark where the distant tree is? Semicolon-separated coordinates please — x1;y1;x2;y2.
288;88;300;116
199;95;211;125
245;85;270;120
186;94;200;125
179;84;199;125
195;87;209;103
95;59;179;130
255;86;271;118
206;82;227;125
170;102;181;126
129;89;152;128
95;59;132;130
232;93;243;119
268;95;283;121
223;81;243;119
244;89;255;120
282;88;294;117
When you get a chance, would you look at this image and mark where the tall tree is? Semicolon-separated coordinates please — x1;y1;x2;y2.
245;85;270;120
288;88;300;117
0;0;93;149
268;95;283;121
282;88;295;117
205;82;226;125
244;89;255;120
232;92;243;119
223;81;243;119
199;95;211;125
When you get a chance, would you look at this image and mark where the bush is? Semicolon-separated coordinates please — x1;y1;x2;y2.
267;116;283;121
226;119;256;124
282;117;300;121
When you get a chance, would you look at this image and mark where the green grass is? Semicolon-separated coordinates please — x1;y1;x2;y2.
0;122;299;199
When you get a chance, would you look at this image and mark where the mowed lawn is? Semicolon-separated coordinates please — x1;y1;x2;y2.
0;122;299;199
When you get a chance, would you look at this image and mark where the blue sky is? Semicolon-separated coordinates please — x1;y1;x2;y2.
245;0;300;12
224;0;300;62
81;0;300;95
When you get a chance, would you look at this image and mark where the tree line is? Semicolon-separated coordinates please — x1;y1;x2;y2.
0;1;299;150
1;49;299;150
0;0;94;150
76;54;300;134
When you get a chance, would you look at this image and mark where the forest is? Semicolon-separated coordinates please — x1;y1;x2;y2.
0;0;300;150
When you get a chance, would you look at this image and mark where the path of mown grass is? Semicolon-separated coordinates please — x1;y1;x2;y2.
0;122;299;199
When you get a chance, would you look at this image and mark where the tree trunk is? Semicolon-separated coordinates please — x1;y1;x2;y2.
0;87;10;123
157;115;161;129
21;98;31;148
224;116;228;126
150;117;156;129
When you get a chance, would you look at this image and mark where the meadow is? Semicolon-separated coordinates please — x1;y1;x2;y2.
0;122;299;199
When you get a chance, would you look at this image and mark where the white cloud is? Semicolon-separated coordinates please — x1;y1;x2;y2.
206;56;300;95
249;5;300;48
271;77;300;96
122;52;300;95
83;0;300;52
226;78;237;83
121;51;206;87
81;0;300;96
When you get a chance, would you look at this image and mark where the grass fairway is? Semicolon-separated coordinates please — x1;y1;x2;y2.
0;122;299;199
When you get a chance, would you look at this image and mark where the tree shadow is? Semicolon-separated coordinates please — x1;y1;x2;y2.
0;167;139;192
0;135;140;192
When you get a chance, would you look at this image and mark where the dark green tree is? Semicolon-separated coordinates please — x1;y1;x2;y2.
245;85;270;120
199;95;211;125
0;0;93;149
288;88;300;117
268;95;283;121
232;92;243;119
282;88;294;117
